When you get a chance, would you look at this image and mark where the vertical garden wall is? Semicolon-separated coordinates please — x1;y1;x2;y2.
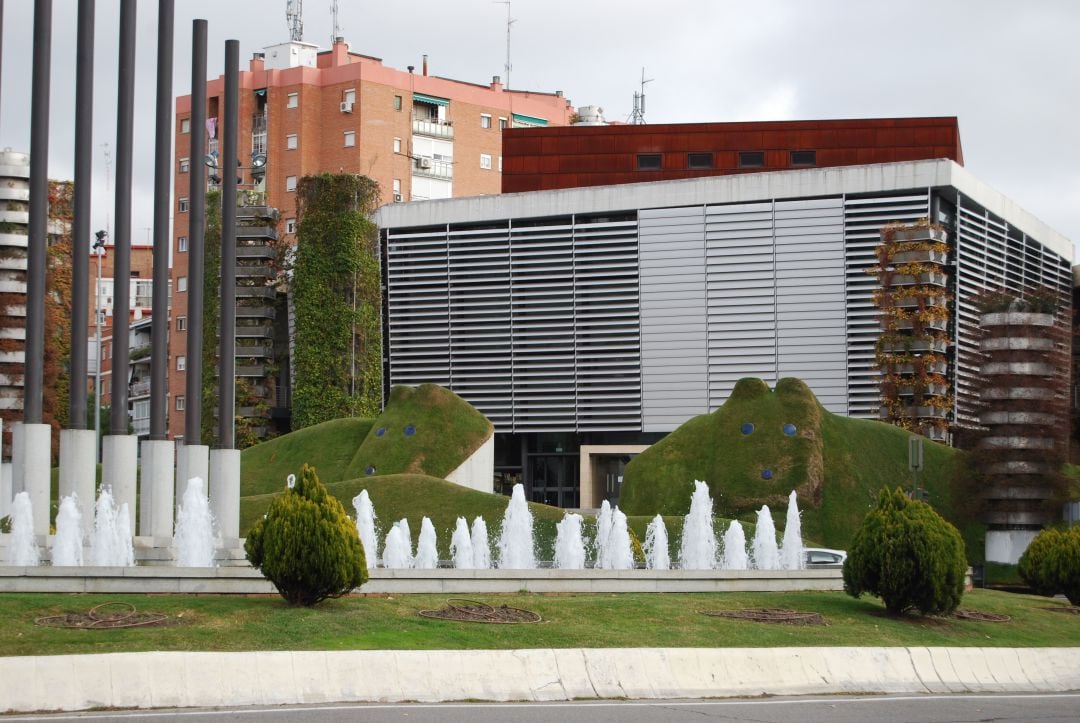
291;174;382;429
871;221;952;442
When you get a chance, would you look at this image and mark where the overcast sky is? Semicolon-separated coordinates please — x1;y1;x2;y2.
1;0;1077;258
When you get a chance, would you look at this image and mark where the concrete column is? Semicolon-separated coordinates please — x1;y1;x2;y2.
101;434;138;533
176;444;209;514
209;448;240;540
12;422;51;536
0;418;9;520
59;428;97;528
139;438;174;540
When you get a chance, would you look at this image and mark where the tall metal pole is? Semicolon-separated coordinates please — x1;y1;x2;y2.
218;38;238;449
0;0;5;139
185;19;207;444
149;0;173;440
69;0;95;429
109;0;135;435
94;245;103;452
25;0;52;424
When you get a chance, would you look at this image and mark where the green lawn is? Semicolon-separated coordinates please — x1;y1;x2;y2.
1;589;1075;657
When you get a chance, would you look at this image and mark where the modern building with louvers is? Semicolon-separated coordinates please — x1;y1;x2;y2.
374;158;1072;508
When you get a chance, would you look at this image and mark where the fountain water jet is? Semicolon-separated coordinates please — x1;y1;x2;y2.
414;517;438;569
382;521;413;569
52;495;84;567
679;480;717;570
594;500;612;567
449;517;474;569
722;520;748;570
497;484;535;569
554;512;586;569
352;490;378;569
91;487;134;567
643;514;670;570
779;490;804;570
470;516;491;569
751;505;780;570
174;477;216;567
600;507;634;570
5;492;40;566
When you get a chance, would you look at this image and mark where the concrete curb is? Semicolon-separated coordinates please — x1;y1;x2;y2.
1;647;1078;713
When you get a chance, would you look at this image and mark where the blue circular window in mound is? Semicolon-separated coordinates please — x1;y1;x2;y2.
404;424;417;437
365;466;376;476
761;469;774;481
783;423;797;436
741;423;755;435
374;427;386;437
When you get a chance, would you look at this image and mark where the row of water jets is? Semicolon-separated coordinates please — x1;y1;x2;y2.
4;478;216;568
355;481;804;571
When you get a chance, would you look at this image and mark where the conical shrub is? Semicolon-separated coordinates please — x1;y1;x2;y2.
843;487;966;616
245;464;368;605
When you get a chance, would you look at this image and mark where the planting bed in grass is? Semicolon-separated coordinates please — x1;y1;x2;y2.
1;589;1077;657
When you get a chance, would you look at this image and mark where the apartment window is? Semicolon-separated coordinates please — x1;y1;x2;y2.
286;134;298;150
687;152;714;169
286;92;298;108
178;197;189;213
177;235;188;252
179;157;190;173
498;117;508;130
394;95;402;111
285;218;296;234
286;175;297;192
393;137;402;154
344;130;356;147
180;117;190;134
176;396;185;412
177;316;187;331
790;149;817;166
636;153;662;170
480;153;492;170
344;88;356;105
498;156;503;172
176;355;186;371
738;151;765;168
480;114;492;129
177;276;187;292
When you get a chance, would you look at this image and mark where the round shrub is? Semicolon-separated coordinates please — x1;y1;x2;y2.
1020;526;1080;605
843;487;967;616
1018;527;1063;597
245;464;368;606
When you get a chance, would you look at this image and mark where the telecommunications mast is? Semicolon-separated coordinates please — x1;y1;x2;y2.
286;0;304;42
630;68;653;125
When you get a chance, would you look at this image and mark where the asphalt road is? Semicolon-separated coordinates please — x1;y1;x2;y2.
6;694;1080;723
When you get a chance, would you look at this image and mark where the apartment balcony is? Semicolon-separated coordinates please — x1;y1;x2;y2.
237;243;276;259
132;417;150;437
236;362;270;377
891;250;948;265
130;380;151;398
236;324;275;338
879;338;949;354
236;305;276;319
412;157;453;180
412;118;454;140
879;405;948;420
236;285;278;301
237;224;278;242
236;264;276;280
894;318;947;332
251;113;267;156
890;271;948;287
235;342;274;358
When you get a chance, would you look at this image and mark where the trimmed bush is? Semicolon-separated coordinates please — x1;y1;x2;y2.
843;487;966;616
1020;526;1080;605
245;464;368;606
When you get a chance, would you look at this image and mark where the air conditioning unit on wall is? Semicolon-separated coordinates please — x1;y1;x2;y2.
416;157;432;170
339;101;353;113
393;193;403;202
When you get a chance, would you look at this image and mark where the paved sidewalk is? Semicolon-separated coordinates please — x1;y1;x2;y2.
2;647;1078;713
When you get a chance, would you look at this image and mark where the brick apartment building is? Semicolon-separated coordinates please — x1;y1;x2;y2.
168;36;575;441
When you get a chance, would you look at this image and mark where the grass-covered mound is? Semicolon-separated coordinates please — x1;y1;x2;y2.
620;377;959;550
342;384;493;481
241;417;374;497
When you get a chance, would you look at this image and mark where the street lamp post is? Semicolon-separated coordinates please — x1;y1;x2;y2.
93;230;107;462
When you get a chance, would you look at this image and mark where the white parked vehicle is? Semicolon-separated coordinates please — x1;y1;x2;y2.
804;548;847;566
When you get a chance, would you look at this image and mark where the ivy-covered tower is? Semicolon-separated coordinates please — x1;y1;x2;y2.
872;221;952;442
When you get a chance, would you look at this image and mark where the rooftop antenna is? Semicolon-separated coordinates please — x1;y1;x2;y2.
494;0;514;89
630;67;653;125
330;0;341;45
287;0;303;42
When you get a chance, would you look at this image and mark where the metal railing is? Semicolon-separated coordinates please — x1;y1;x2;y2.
412;118;454;139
